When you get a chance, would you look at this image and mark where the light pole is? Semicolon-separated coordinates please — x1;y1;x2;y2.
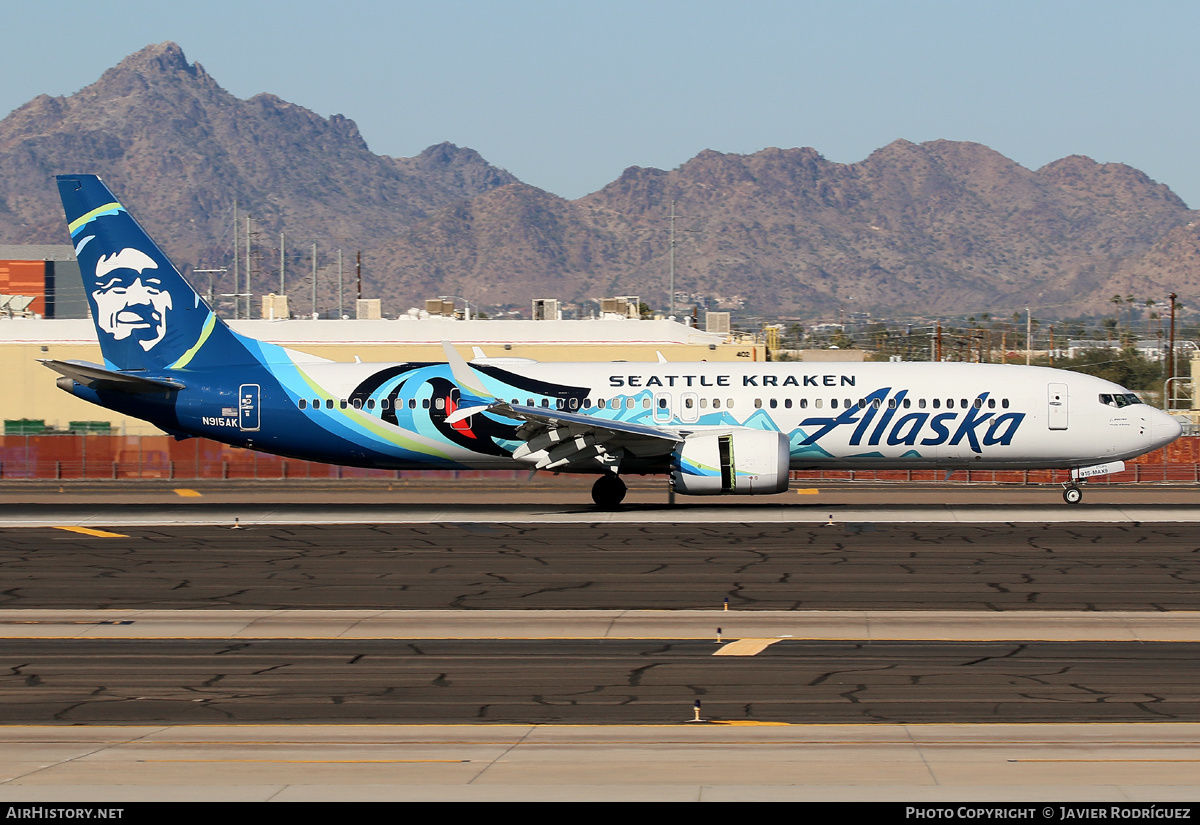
193;269;227;311
439;295;474;321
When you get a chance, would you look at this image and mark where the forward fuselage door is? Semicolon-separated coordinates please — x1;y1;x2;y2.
1048;382;1069;430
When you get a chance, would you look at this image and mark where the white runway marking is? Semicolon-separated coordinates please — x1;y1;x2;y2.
3;609;1200;642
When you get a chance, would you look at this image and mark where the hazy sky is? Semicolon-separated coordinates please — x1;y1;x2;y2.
4;1;1198;206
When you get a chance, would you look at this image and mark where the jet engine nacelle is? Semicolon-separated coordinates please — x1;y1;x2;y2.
670;429;790;495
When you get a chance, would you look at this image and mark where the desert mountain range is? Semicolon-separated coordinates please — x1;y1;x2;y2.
2;42;1198;321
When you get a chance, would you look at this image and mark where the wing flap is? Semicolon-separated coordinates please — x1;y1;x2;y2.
494;402;682;443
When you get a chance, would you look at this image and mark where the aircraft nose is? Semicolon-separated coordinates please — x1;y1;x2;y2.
1151;409;1184;448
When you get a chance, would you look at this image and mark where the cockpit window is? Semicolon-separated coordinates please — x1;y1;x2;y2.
1099;393;1141;408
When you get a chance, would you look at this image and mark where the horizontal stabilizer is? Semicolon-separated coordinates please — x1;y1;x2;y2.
40;359;184;393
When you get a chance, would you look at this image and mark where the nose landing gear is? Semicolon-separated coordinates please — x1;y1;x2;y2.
1062;483;1083;504
591;474;627;508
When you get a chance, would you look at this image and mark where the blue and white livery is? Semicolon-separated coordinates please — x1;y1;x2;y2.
46;175;1182;506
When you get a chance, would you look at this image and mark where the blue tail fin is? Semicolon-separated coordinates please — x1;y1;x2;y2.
57;174;242;372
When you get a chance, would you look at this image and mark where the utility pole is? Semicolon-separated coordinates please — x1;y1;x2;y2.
1026;308;1032;365
245;216;253;320
1168;292;1178;397
231;200;238;319
356;252;362;301
668;199;676;318
337;249;344;319
311;242;318;319
279;232;285;295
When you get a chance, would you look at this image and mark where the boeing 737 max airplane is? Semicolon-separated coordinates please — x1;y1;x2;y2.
44;175;1183;506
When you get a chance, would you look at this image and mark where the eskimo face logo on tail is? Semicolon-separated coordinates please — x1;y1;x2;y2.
89;247;173;352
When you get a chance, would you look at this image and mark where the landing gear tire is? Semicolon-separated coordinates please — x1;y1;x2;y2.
592;474;627;508
1063;485;1083;505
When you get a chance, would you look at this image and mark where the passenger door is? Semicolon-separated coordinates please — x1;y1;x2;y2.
1048;383;1068;430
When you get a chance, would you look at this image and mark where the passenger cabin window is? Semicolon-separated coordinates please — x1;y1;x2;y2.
298;399;307;410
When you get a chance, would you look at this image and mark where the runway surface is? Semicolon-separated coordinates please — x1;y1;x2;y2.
4;723;1200;802
3;522;1200;610
1;476;1199;526
2;635;1198;725
4;486;1200;798
7;724;1200;801
9;501;1200;525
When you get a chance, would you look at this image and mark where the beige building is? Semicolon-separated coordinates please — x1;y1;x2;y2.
3;317;763;435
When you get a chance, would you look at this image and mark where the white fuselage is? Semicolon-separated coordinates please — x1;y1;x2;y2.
291;358;1181;472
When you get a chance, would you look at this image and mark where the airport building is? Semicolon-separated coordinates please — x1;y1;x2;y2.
0;245;88;319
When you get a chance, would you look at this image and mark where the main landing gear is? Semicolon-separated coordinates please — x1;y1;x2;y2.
1062;483;1084;505
592;474;627;508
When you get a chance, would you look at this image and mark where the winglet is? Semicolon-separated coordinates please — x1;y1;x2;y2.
441;341;496;424
442;341;493;397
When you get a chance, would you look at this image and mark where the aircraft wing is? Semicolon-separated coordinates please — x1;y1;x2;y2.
440;341;681;472
41;359;185;393
477;399;683;471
